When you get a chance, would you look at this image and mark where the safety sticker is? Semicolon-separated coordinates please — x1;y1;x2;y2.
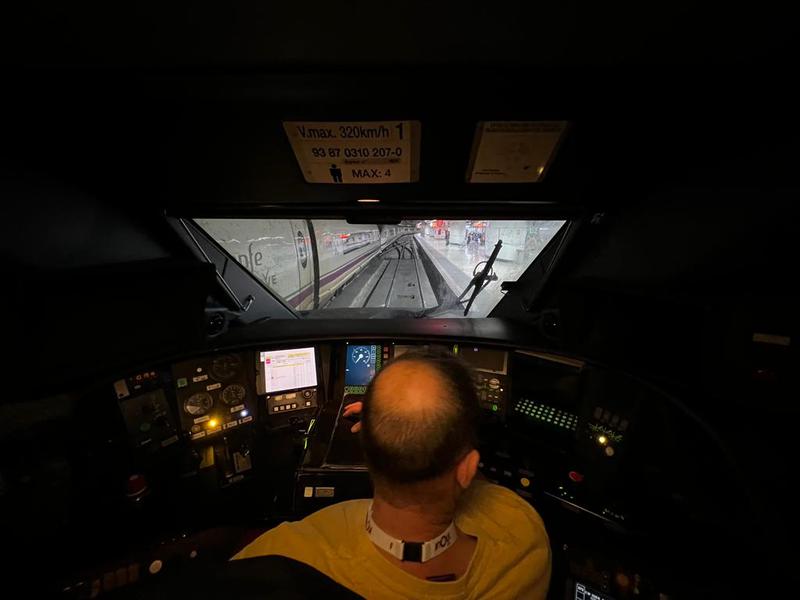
467;121;568;183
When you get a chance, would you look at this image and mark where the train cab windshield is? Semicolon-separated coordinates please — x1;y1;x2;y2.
194;219;566;318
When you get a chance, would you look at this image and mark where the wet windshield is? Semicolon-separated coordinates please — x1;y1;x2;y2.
195;219;565;317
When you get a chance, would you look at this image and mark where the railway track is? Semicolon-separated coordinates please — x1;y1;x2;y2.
325;235;437;311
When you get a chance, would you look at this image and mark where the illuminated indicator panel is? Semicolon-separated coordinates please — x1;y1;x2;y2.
172;353;256;442
515;398;578;431
258;347;319;416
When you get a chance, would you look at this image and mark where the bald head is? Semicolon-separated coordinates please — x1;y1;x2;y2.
360;350;480;485
371;359;449;420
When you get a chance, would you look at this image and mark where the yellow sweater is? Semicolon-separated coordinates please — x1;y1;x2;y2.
233;481;551;599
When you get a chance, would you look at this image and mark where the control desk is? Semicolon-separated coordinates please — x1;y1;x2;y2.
17;323;748;600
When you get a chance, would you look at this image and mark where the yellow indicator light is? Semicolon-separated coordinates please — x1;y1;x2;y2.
597;435;607;445
520;477;531;488
208;419;218;428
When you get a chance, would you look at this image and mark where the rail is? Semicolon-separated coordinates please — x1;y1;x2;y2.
325;234;436;311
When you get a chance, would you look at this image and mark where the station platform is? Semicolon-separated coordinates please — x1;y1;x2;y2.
415;235;527;317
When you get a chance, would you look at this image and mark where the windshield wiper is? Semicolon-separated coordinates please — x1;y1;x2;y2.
417;239;502;318
458;239;502;316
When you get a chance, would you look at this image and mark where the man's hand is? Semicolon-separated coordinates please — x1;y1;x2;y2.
342;401;363;433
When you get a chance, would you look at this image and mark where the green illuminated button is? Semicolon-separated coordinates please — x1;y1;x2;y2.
177;377;188;388
492;404;498;412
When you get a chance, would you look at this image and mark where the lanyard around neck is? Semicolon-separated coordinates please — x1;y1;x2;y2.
365;502;459;563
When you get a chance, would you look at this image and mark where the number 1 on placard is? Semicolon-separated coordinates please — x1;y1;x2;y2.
395;122;403;140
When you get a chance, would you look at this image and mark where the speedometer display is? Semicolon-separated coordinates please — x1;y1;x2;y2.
221;384;247;406
211;354;242;381
184;392;214;416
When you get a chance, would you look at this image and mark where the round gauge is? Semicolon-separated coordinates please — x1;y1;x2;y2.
221;384;247;406
211;354;242;381
184;392;214;416
351;346;372;368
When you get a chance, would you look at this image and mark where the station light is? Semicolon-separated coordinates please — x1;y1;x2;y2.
208;419;218;429
597;435;607;445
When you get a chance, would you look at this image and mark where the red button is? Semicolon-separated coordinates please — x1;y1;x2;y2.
568;470;584;483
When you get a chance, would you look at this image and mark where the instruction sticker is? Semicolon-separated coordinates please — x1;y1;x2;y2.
283;121;420;184
467;121;568;183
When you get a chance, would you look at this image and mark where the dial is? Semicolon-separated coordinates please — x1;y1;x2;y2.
351;346;372;367
184;392;213;416
211;354;242;381
221;384;247;406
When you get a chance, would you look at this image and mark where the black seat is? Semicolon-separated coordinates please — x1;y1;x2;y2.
139;555;364;600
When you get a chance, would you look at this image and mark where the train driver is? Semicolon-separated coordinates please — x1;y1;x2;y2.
233;351;551;599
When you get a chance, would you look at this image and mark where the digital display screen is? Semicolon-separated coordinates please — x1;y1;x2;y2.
575;582;615;600
456;346;507;374
345;344;378;386
258;347;317;394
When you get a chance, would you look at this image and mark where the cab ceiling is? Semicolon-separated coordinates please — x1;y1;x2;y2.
2;2;798;216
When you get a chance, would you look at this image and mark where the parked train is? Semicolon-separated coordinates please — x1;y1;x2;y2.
195;219;414;310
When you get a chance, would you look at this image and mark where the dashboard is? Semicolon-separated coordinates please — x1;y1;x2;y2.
4;320;753;599
114;342;517;491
